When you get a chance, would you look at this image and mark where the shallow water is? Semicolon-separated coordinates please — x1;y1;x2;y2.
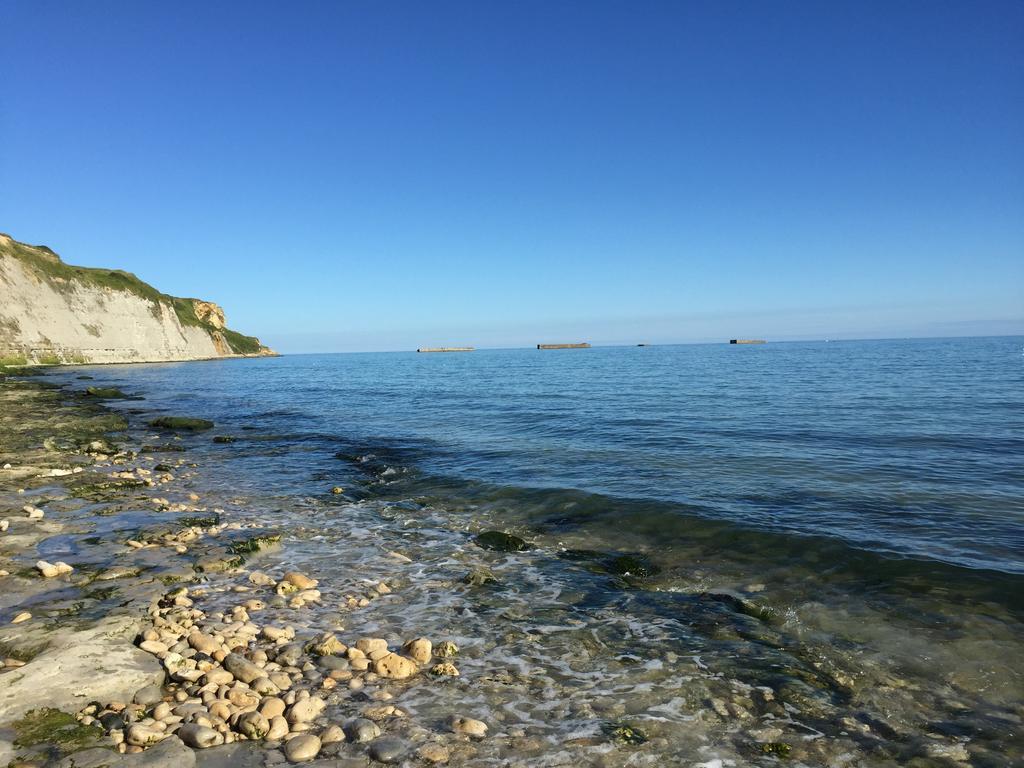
49;336;1024;765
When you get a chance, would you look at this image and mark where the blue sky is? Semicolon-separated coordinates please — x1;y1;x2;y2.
2;1;1021;351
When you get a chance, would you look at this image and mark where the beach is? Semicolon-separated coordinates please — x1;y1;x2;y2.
1;340;1022;767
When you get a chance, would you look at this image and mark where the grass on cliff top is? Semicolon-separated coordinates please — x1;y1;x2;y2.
2;235;266;355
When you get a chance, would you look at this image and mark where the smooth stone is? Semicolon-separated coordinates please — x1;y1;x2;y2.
267;715;289;740
178;723;225;749
126;723;168;747
223;652;263;684
286;696;326;725
344;718;381;743
320;724;345;744
368;736;409;763
282;572;318;590
449;715;488;738
236;710;270;740
134;684;165;706
417;743;451;763
260;697;286;719
283;733;321;762
355;638;388;655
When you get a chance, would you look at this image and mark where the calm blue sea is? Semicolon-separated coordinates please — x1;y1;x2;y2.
70;336;1024;576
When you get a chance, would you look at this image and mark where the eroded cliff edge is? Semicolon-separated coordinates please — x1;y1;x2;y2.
0;233;275;364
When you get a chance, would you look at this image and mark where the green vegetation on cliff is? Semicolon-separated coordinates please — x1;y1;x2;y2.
0;234;269;356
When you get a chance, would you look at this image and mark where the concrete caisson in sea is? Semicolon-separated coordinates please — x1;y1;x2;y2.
537;343;591;350
729;339;766;344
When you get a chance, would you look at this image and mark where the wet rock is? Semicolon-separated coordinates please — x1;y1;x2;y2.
282;572;318;590
344;717;381;743
601;722;648;745
434;640;459;658
178;723;225;749
12;611;32;624
283;732;321;762
449;715;488;738
373;652;418;679
402;638;432;664
417;743;451;763
212;435;236;443
605;553;660;579
474;530;531;552
149;416;215;431
306;632;345;656
369;736;409;763
430;662;460;677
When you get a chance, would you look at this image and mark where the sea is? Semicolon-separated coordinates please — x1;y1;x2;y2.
50;336;1024;765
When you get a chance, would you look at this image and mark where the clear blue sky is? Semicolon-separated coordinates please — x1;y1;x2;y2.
2;1;1021;351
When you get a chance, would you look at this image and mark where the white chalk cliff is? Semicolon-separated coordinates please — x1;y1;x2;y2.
0;233;274;364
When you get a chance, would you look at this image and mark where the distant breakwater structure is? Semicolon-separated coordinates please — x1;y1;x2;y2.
729;339;766;345
537;343;591;350
417;347;475;353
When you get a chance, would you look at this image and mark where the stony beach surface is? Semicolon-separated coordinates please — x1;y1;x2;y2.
1;365;1020;767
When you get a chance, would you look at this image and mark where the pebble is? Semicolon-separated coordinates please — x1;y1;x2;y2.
320;724;345;744
236;710;270;740
431;662;460;677
126;724;167;747
267;715;290;740
283;572;318;589
11;611;31;624
450;715;488;738
287;696;326;725
178;723;225;748
344;717;381;743
283;733;321;762
133;684;164;706
223;652;263;683
417;743;451;764
368;736;409;763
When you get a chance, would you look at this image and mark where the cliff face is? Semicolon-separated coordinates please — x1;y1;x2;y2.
0;233;274;365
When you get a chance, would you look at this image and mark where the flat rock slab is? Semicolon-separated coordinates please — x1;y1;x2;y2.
194;740;269;768
0;614;163;724
53;734;196;768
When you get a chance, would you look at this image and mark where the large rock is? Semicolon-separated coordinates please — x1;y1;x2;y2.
0;615;163;725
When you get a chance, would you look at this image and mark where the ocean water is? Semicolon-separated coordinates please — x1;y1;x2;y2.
52;336;1024;765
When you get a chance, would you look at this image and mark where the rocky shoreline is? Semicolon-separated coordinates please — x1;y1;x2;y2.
0;371;477;767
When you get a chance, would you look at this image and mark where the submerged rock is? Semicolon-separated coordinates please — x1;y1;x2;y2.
148;416;215;431
475;530;531;552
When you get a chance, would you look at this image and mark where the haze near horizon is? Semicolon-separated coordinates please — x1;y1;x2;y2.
1;1;1021;352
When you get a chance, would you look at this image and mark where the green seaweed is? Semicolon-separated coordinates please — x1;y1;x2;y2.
228;532;282;555
475;530;532;552
601;722;648;746
761;743;792;758
13;707;104;753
